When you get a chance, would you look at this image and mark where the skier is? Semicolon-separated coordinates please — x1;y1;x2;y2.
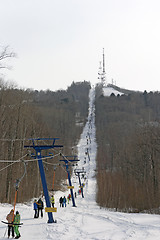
63;196;66;207
14;211;21;239
50;195;55;208
33;199;38;218
59;197;63;207
37;198;44;218
6;209;15;238
67;195;70;204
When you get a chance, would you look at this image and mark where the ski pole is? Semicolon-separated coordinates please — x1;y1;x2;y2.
4;226;7;237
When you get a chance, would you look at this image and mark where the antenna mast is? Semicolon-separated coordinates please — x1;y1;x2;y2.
98;48;106;86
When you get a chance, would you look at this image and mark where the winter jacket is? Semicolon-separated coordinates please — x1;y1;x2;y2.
37;199;44;209
33;201;38;210
50;196;55;204
14;213;20;225
6;210;15;225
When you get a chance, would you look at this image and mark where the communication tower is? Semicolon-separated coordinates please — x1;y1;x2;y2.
98;48;106;86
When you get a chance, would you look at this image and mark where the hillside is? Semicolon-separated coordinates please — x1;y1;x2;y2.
1;86;160;240
1;79;160;213
0;80;90;203
95;84;160;212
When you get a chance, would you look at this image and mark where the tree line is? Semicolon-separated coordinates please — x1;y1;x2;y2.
95;84;160;213
0;79;90;203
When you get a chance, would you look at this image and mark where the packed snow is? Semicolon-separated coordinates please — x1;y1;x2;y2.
103;86;124;96
0;87;160;239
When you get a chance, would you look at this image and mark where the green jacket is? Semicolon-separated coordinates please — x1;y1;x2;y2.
50;196;55;204
14;214;20;224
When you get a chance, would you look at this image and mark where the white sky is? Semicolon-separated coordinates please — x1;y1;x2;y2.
0;0;160;92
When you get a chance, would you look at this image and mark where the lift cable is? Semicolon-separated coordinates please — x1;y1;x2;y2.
24;154;60;163
0;138;28;142
0;153;28;172
0;152;61;164
0;153;28;163
0;161;18;173
43;161;59;166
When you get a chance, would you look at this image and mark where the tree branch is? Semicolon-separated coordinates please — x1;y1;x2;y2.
0;45;16;69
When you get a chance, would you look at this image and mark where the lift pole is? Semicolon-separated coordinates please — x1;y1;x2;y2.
12;160;27;221
52;167;56;191
24;138;63;223
74;169;86;198
60;155;79;207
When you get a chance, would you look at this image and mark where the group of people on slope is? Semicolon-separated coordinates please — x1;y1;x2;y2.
33;195;55;218
59;196;67;207
6;209;21;239
33;198;44;218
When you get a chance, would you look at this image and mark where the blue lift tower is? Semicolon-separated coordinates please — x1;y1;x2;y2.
74;168;86;198
59;155;79;207
24;138;63;223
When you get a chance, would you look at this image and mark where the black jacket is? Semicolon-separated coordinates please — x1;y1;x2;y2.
37;199;44;209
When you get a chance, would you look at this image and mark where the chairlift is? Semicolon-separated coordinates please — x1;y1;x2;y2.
51;166;57;191
13;160;26;219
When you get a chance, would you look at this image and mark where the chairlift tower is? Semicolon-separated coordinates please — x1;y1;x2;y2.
24;138;63;223
74;168;86;198
59;155;79;207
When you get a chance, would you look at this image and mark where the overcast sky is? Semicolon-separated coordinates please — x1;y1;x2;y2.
0;0;160;92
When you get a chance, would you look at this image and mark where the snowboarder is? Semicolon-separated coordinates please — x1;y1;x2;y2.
6;209;15;238
33;199;38;218
50;195;55;208
14;211;21;239
59;197;63;207
37;198;44;218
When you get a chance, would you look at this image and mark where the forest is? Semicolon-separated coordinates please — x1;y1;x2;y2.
0;79;90;203
95;84;160;213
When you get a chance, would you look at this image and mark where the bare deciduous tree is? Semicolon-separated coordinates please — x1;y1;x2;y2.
0;45;16;69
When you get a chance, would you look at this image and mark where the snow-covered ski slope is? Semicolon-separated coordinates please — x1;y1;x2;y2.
103;86;124;96
0;87;160;239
